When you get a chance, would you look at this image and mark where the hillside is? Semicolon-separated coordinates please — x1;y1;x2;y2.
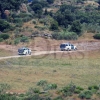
0;0;100;99
0;0;100;45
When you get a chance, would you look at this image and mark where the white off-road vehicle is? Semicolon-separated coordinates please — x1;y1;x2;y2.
60;43;77;51
18;47;31;55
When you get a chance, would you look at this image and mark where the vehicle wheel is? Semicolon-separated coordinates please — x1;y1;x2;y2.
25;52;28;55
67;48;69;51
74;48;77;50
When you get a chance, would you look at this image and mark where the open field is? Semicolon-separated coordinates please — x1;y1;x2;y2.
0;50;100;93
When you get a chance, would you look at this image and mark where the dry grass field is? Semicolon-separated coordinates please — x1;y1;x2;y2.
0;50;100;93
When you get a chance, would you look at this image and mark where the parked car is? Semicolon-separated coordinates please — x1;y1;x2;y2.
18;47;31;55
60;43;77;51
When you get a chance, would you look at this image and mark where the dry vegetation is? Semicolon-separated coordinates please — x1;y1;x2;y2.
0;50;100;93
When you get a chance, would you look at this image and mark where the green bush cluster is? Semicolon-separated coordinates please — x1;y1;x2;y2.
79;91;93;99
0;19;12;32
14;36;29;45
0;34;10;42
0;82;100;100
52;31;78;40
93;33;100;39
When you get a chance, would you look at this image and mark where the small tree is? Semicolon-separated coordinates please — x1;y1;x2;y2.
47;0;55;4
50;21;59;31
30;3;43;15
20;36;29;43
0;19;11;32
93;33;100;39
0;34;9;40
70;20;82;36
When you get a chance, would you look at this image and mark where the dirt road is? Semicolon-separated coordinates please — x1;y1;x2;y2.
0;38;100;60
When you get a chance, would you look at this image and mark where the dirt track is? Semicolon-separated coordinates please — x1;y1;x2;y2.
0;38;100;60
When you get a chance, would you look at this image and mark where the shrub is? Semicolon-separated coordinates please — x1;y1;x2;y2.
54;96;63;100
79;91;93;99
0;83;10;94
61;82;76;97
47;0;55;4
93;33;100;39
14;38;20;45
27;87;40;95
74;89;81;94
0;34;9;40
70;20;82;36
0;94;18;100
13;18;22;23
0;38;3;42
49;21;59;31
37;80;48;86
22;16;32;22
88;85;99;90
45;84;57;90
79;92;85;99
20;36;29;43
76;86;84;91
33;20;37;24
0;19;11;32
52;31;78;40
15;22;23;27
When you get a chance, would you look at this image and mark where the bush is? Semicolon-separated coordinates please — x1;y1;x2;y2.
13;18;23;23
0;34;9;40
74;89;81;94
54;96;63;100
0;19;11;32
79;91;93;99
70;20;82;36
27;87;40;95
0;94;18;100
88;85;99;90
20;36;29;43
14;38;20;45
37;80;48;86
47;0;55;4
49;21;59;31
0;83;10;94
76;86;84;91
33;20;37;24
0;38;3;42
52;31;78;40
61;82;76;97
22;16;32;22
93;33;100;39
79;92;85;99
44;84;57;90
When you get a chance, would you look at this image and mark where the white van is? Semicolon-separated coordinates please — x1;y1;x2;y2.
18;47;31;55
60;43;77;51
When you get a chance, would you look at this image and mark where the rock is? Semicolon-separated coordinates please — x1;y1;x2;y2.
4;10;10;17
20;3;28;13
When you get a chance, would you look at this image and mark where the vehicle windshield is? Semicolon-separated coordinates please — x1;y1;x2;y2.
18;48;24;53
60;44;66;48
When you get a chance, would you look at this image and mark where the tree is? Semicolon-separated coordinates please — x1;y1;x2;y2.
47;0;55;4
50;20;59;31
30;3;43;15
0;0;23;18
97;0;100;5
0;34;9;40
0;19;11;32
70;21;82;36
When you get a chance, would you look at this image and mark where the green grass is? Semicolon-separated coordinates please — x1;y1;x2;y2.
0;51;100;92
